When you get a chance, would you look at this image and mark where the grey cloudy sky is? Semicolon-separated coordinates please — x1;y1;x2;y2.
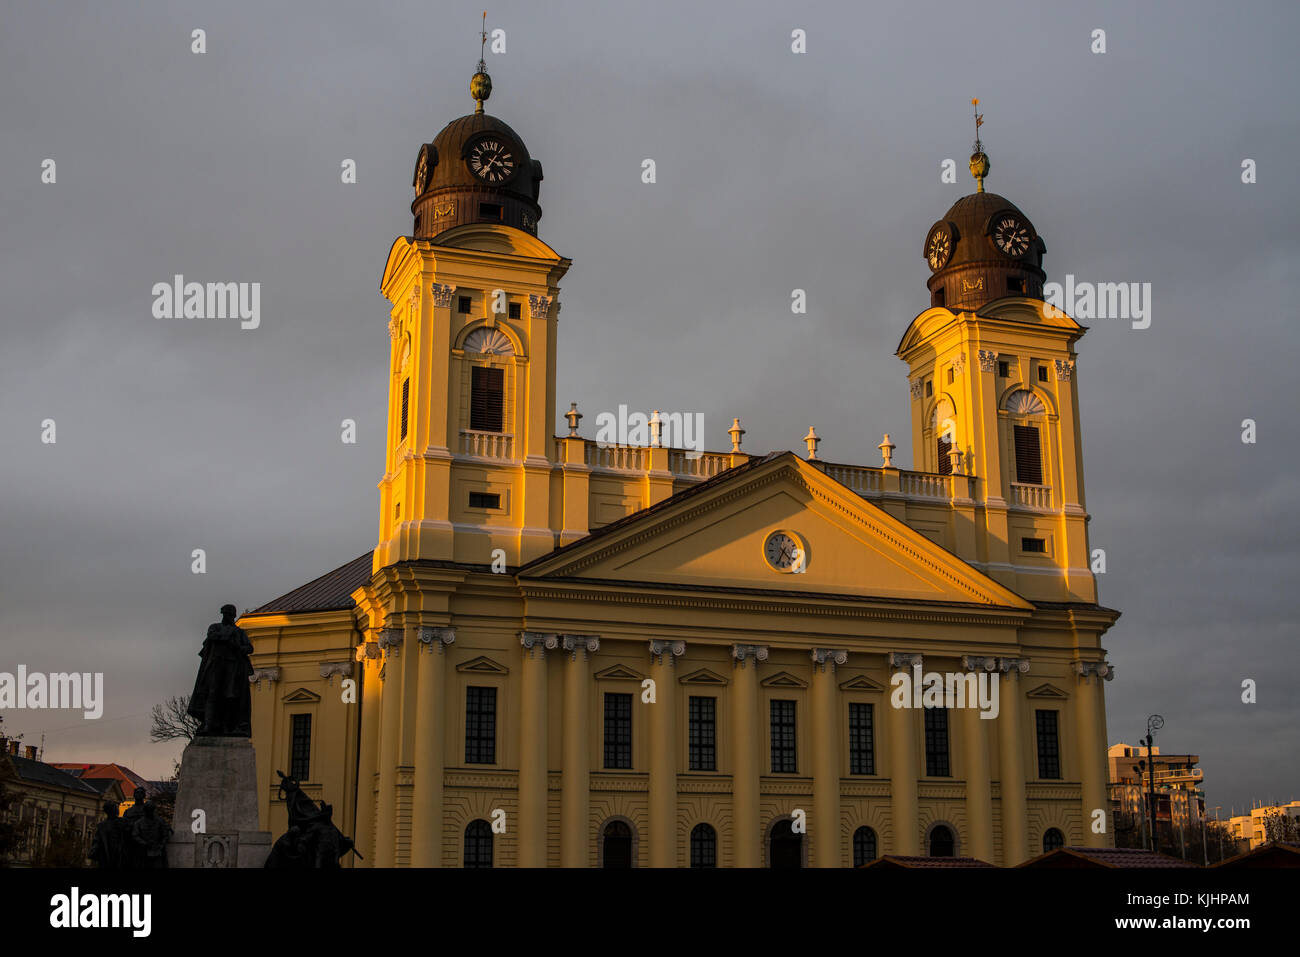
1;0;1296;815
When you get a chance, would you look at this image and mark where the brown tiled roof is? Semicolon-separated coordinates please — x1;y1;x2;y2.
861;855;996;869
1214;841;1300;869
1018;846;1200;868
247;552;373;615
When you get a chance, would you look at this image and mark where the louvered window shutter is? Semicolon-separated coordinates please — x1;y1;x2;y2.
400;378;410;440
1014;424;1043;484
470;366;504;432
937;437;952;475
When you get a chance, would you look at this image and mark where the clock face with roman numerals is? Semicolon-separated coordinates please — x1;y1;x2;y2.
467;137;516;183
992;214;1032;257
925;224;953;272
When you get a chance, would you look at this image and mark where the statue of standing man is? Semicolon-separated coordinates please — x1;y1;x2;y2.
187;604;254;737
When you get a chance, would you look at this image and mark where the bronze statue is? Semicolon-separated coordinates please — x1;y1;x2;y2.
187;603;254;737
265;771;359;868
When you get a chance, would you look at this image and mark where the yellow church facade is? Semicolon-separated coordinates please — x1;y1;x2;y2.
240;68;1119;867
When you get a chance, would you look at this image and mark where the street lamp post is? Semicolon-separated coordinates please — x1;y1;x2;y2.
1142;715;1164;854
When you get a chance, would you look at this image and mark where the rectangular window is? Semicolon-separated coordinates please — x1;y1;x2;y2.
1037;365;1049;382
470;366;505;432
507;302;521;320
290;713;312;781
1021;537;1046;553
848;702;875;775
769;699;797;774
604;693;632;769
468;491;500;509
924;707;950;777
1008;276;1025;293
479;202;503;220
947;366;955;384
937;437;952;475
399;378;409;441
465;686;497;764
1013;424;1044;485
997;360;1009;378
1036;709;1061;779
934;287;945;307
688;696;717;771
925;380;933;397
458;295;472;314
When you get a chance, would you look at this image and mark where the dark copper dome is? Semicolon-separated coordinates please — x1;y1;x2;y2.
922;184;1046;311
410;111;543;241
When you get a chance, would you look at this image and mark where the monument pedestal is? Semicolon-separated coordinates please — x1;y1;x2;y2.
167;736;272;868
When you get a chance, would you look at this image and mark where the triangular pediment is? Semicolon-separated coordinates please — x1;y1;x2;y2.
1026;682;1069;699
594;664;645;681
519;454;1031;610
282;687;320;704
456;655;509;675
679;668;729;687
839;674;886;693
760;671;808;690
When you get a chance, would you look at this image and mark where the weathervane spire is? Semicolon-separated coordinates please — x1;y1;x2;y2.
471;11;492;114
969;97;989;192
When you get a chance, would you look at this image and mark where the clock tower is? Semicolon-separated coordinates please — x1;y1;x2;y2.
375;58;570;573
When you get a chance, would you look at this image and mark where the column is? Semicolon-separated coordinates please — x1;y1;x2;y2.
648;639;684;867
886;653;920;856
518;632;556;867
997;658;1029;864
959;657;995;864
410;626;454;867
374;628;405;867
1074;660;1113;848
730;644;767;867
560;634;598;867
354;644;381;865
811;649;847;867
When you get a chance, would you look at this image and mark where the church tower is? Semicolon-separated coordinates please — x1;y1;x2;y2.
374;49;571;573
897;106;1095;604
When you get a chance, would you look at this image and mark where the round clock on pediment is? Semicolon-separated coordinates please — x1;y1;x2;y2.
763;530;808;573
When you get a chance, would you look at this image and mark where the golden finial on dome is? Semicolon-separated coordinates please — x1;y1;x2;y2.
471;11;492;114
969;97;989;192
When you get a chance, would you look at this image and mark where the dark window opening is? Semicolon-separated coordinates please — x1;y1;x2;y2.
947;366;955;384
478;202;503;220
1043;828;1065;853
1008;276;1025;293
849;703;875;775
688;696;717;771
1036;710;1061;779
1037;365;1049;382
925;380;933;397
465;686;497;764
937;437;953;475
289;713;311;781
457;295;472;314
470;366;505;432
507;302;521;320
1022;537;1046;554
1013;424;1043;484
853;826;878;867
934;286;946;307
929;825;955;857
468;491;500;510
399;378;409;441
464;820;493;867
997;361;1009;378
769;699;797;774
769;819;803;869
924;707;950;777
690;823;717;868
604;693;632;769
602;820;632;868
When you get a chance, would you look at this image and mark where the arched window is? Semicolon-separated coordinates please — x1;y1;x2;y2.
930;398;956;474
852;826;878;867
1043;827;1065;853
463;819;493;868
1005;389;1046;485
602;820;633;868
690;823;717;868
928;824;955;857
768;819;803;869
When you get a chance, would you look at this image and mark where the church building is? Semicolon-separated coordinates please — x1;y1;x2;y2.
240;63;1119;867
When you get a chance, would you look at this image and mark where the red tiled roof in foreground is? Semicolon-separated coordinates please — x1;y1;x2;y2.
246;552;373;615
860;855;996;869
1018;846;1201;868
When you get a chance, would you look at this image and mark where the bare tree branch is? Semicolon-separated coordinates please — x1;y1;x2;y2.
150;695;200;743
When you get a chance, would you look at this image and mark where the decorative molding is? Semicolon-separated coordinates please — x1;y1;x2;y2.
378;628;403;657
528;294;552;319
418;626;456;653
281;687;320;704
1005;389;1046;416
387;317;401;341
1054;358;1075;381
838;674;885;693
249;667;280;688
561;634;600;661
678;667;729;687
909;380;924;401
731;644;769;667
593;663;644;681
407;285;421;311
977;349;999;372
1072;659;1115;681
430;282;456;307
951;353;967;376
960;655;999;673
463;328;515;356
649;639;685;665
760;671;808;689
318;661;353;683
998;657;1031;674
887;652;923;670
355;641;381;662
519;631;559;657
1026;682;1069;699
810;648;848;672
455;655;509;675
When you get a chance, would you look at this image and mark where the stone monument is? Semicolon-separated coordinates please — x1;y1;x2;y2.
167;603;273;868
